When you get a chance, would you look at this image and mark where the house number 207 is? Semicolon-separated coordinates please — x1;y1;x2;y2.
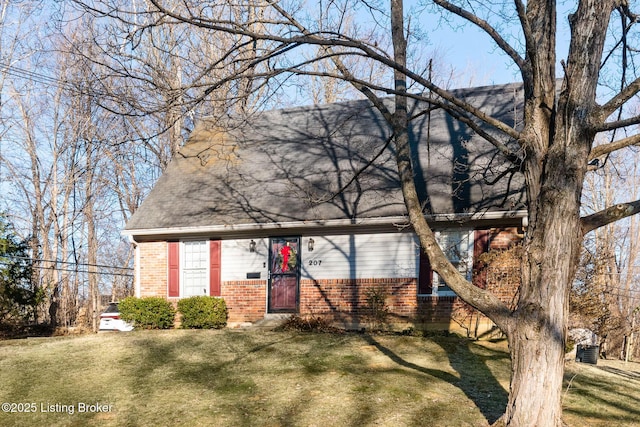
308;260;322;266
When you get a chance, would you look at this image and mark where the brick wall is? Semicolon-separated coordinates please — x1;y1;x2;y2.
299;278;417;325
488;227;523;250
221;280;267;323
455;227;523;336
299;278;489;333
477;227;522;309
138;241;168;298
295;227;522;334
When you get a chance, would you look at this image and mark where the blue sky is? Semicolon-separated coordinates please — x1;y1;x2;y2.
419;3;573;88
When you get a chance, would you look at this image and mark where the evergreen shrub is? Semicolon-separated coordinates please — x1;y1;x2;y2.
118;297;175;329
177;296;227;329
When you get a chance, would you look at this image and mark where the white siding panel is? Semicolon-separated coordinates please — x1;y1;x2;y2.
218;231;472;283
221;238;268;282
301;233;418;280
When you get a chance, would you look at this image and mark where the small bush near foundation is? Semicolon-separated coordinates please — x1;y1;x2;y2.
119;297;175;329
278;315;342;333
364;287;389;330
177;296;227;329
399;327;452;338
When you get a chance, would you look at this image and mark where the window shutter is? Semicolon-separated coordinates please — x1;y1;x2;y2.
209;240;221;297
418;248;433;295
473;229;491;289
168;241;180;297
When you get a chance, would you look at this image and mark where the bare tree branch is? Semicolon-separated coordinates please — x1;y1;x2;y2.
60;1;640;424
589;132;640;160
596;76;640;121
316;133;395;203
140;0;523;142
582;199;640;235
593;113;640;133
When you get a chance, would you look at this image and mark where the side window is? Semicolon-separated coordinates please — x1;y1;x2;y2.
419;229;473;296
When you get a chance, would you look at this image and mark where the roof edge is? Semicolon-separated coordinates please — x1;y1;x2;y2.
123;210;528;239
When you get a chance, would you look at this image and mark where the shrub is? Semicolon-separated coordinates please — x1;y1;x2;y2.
364;286;389;331
118;297;175;329
0;214;42;324
177;296;227;329
277;315;342;333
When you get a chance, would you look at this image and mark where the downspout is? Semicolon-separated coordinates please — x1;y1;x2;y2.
128;235;141;298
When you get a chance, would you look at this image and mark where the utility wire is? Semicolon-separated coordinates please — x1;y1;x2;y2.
0;61;127;104
1;254;133;271
0;260;133;277
0;62;75;91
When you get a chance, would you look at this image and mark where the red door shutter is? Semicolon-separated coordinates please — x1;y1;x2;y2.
418;248;433;295
209;240;221;297
168;241;180;297
473;229;491;289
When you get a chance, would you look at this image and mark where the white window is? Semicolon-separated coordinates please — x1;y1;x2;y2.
431;229;473;296
182;240;209;296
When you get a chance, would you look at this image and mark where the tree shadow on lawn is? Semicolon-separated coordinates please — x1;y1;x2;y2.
122;331;508;425
362;334;509;425
126;331;296;387
597;365;640;382
122;331;364;426
563;366;640;424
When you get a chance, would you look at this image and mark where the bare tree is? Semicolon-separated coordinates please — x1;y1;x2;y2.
578;147;640;358
59;16;131;331
71;0;640;425
1;5;136;330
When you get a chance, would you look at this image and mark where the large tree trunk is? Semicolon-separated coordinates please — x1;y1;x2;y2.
504;197;584;426
499;2;610;425
388;0;615;425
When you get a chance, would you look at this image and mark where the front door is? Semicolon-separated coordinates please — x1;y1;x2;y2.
268;237;300;312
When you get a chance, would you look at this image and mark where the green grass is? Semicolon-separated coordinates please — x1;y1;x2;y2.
0;330;638;426
563;359;640;426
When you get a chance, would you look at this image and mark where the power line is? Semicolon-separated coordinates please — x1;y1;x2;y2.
0;62;74;91
0;255;133;271
0;260;133;277
0;61;128;105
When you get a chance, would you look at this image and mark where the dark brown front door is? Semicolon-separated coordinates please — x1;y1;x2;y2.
268;237;300;312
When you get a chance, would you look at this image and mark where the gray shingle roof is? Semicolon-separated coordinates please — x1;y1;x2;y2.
125;82;526;234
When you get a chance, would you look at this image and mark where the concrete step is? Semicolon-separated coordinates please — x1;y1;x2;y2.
250;314;292;329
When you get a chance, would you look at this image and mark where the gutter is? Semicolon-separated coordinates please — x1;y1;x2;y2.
122;210;528;240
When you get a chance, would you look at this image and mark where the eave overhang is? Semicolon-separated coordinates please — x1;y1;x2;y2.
123;210;528;242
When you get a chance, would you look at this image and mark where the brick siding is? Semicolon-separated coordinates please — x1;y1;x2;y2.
299;278;505;334
488;227;523;250
221;280;267;323
138;241;168;298
299;278;417;326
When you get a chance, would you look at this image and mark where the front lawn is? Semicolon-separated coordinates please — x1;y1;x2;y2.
0;329;638;426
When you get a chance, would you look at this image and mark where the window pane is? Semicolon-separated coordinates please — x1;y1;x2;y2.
184;269;207;296
431;229;473;296
183;241;208;296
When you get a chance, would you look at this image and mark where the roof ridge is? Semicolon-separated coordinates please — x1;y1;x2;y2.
198;81;525;122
